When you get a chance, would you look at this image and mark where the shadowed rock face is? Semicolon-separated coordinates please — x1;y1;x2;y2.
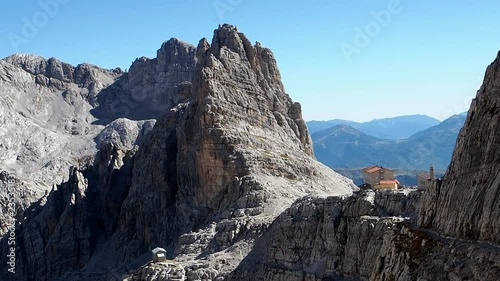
418;51;500;244
91;38;197;123
229;191;499;281
0;144;136;281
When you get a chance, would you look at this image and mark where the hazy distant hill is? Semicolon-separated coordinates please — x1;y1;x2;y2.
312;125;393;168
312;114;466;171
307;114;440;139
355;114;441;139
409;114;465;141
307;119;360;134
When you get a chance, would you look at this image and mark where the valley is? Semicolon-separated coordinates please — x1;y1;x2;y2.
308;114;466;185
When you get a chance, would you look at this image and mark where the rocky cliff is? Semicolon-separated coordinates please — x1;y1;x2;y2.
0;40;192;197
91;38;197;123
228;190;499;281
114;25;354;274
0;54;119;193
418;51;500;244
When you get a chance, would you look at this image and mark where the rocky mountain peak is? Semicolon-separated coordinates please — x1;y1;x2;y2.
477;50;500;99
157;37;196;68
196;24;310;155
3;53;50;76
207;24;283;90
3;54;123;86
210;24;244;58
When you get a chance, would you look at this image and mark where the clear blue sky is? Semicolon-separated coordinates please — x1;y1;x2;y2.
1;0;499;122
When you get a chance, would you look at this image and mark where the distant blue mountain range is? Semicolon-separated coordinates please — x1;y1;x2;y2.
309;113;467;171
307;114;441;139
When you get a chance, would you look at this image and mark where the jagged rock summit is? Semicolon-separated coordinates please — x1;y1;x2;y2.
0;24;355;281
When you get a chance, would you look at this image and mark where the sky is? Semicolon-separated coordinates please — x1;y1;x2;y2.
1;0;499;122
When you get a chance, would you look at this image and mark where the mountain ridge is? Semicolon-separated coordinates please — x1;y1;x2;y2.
308;114;442;139
312;114;466;170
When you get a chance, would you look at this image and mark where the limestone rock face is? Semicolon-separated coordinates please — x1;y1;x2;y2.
237;193;398;280
0;171;39;236
1;144;136;281
418;51;500;244
92;38;197;123
130;262;186;281
0;39;194;199
231;190;500;281
0;45;179;246
0;54;122;190
96;118;156;150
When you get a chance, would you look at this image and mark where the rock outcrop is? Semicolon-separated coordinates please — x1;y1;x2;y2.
96;118;156;150
0;171;39;236
230;190;499;281
0;41;190;241
418;51;500;244
0;54;121;194
3;144;136;281
91;38;197;123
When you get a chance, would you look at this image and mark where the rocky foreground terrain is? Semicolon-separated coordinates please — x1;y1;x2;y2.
0;24;499;281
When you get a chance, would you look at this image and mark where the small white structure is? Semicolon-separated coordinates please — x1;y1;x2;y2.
152;247;167;262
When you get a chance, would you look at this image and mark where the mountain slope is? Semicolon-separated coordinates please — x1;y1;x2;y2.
0;55;157;239
355;114;440;139
312;114;466;170
312;125;393;168
307;114;441;139
409;114;465;140
307;119;360;134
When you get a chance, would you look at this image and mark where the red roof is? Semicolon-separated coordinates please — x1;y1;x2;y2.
379;179;399;185
363;165;394;174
